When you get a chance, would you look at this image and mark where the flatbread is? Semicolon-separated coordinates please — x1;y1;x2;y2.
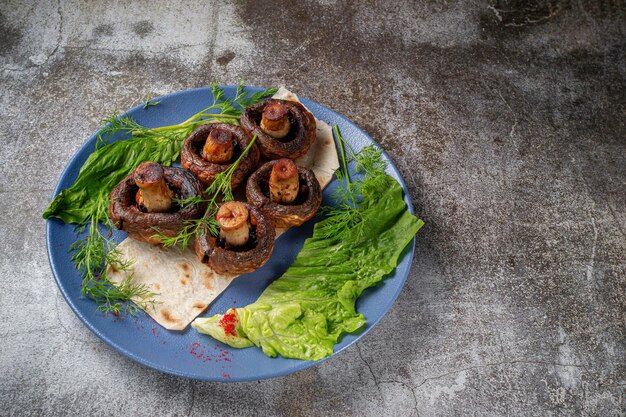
108;88;339;330
108;240;236;330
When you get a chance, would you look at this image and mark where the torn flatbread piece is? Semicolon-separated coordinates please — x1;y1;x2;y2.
108;240;236;330
108;87;339;330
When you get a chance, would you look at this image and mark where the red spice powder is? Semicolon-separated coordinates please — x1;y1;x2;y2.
189;342;211;362
219;311;238;337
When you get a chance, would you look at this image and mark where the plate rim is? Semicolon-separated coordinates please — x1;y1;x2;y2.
46;85;417;381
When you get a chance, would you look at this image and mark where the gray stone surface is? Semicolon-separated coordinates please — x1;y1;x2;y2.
1;0;625;415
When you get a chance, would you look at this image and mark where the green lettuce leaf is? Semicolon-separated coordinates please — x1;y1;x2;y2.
192;178;423;360
43;134;183;224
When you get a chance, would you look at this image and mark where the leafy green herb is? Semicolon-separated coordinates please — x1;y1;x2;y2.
192;129;424;360
316;126;389;240
143;94;161;109
69;192;156;315
156;135;258;249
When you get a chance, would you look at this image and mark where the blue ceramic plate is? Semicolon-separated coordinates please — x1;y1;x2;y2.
46;86;416;381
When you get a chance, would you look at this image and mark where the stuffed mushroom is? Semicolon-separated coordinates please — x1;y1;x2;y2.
246;159;322;229
181;123;260;189
109;161;206;244
194;201;275;275
240;99;316;160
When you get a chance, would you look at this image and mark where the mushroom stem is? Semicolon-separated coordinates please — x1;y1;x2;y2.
216;201;250;248
134;162;174;213
260;101;291;139
269;159;300;204
202;128;234;163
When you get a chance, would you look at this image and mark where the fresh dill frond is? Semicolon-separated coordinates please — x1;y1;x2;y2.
97;111;144;145
173;194;205;208
69;192;156;315
232;84;278;110
315;126;390;241
143;94;161;109
354;144;387;177
154;217;219;252
97;83;276;148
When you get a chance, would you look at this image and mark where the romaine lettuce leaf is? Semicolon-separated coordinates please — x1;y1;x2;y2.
192;178;423;360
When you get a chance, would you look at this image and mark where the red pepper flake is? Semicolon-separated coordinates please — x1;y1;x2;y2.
189;342;213;362
188;341;234;364
219;311;238;337
222;373;231;379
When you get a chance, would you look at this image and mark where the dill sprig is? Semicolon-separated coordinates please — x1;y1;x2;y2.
316;126;390;240
156;134;259;249
69;192;156;315
97;83;276;149
143;94;161;109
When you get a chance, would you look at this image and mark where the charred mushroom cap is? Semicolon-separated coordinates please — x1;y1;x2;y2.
181;123;260;189
110;165;206;244
240;99;316;160
194;203;275;275
246;160;322;229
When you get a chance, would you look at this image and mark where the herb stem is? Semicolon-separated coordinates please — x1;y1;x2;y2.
201;133;259;212
149;113;241;133
180;105;221;124
333;125;351;186
197;113;240;119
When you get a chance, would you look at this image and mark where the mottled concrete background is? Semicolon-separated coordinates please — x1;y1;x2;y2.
1;0;625;415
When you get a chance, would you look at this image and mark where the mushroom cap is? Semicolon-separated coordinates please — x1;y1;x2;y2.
194;203;275;275
240;99;316;160
246;160;322;229
109;166;206;244
181;123;260;189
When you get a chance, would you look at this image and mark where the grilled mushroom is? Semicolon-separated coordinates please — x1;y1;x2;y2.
181;123;260;189
246;159;322;229
194;202;275;275
110;162;206;244
240;99;316;160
